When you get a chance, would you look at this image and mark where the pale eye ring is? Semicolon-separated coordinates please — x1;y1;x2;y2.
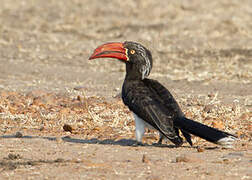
130;49;135;54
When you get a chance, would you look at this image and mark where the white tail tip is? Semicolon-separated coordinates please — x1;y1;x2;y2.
217;136;237;148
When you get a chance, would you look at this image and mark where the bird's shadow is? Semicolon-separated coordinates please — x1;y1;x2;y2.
0;134;195;149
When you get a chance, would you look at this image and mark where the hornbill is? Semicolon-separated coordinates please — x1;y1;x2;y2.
89;41;237;148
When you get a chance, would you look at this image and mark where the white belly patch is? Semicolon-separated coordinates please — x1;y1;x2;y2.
133;113;155;142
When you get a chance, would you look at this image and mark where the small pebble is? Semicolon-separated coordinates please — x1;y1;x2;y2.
175;154;203;163
15;131;23;138
63;124;73;133
197;146;205;152
142;154;150;163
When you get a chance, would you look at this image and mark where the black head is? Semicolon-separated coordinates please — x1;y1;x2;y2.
123;41;153;80
89;41;153;80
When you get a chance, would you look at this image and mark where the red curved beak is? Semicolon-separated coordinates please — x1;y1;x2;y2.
89;42;128;61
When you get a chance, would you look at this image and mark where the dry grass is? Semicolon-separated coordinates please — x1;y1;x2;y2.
0;90;251;146
0;90;133;139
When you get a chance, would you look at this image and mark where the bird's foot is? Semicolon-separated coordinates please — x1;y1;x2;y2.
156;136;163;145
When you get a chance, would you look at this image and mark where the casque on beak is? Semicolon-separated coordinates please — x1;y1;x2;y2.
89;42;128;61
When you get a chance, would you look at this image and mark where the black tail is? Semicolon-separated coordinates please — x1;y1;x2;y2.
174;117;237;148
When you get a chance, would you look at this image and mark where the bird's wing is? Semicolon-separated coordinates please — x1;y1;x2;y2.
143;78;183;116
143;79;193;146
122;81;181;142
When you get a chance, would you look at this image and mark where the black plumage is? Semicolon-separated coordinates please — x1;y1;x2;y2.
122;78;191;146
89;41;237;148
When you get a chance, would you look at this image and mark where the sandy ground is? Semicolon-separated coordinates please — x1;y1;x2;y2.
0;0;251;179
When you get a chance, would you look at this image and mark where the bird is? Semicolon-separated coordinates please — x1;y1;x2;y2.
89;41;237;148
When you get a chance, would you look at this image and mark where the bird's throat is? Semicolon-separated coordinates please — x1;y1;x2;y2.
125;63;148;80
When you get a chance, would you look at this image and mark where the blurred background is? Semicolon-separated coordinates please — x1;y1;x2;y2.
0;0;251;101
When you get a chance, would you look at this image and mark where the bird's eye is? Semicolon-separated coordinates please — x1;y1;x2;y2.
130;49;135;55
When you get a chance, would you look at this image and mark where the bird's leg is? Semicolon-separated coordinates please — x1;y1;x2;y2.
133;113;145;146
157;133;164;145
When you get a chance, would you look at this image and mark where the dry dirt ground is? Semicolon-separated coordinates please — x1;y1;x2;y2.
0;0;252;179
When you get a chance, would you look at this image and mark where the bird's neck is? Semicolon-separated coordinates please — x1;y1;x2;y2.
125;63;145;81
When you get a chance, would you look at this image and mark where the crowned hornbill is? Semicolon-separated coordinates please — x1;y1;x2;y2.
89;41;237;148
